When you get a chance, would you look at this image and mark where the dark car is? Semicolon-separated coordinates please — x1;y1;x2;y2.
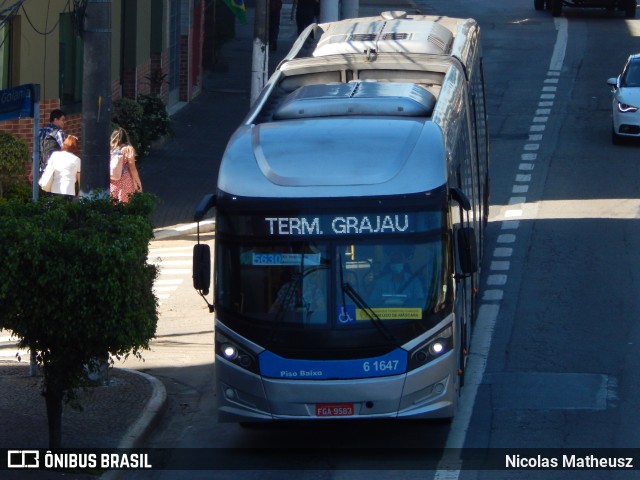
534;0;636;18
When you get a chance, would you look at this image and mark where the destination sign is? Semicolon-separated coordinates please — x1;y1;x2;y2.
218;211;444;237
249;252;321;266
264;214;410;236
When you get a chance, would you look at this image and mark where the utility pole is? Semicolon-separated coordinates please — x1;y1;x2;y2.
320;0;340;22
80;0;112;196
341;0;358;19
251;0;269;105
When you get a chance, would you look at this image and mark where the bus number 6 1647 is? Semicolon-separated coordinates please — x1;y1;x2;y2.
363;360;399;372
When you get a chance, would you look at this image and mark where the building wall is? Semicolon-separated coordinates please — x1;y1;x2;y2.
136;0;152;63
120;0;170;103
0;0;202;161
112;0;123;99
12;1;67;99
177;0;205;102
191;0;204;99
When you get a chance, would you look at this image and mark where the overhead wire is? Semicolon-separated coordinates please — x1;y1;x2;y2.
20;0;72;36
12;0;77;98
0;0;26;30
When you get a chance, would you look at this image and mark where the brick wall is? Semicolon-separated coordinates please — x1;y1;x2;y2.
112;78;122;102
179;36;189;101
119;56;169;101
161;49;170;103
137;59;151;97
150;51;170;101
122;67;137;99
0;99;83;159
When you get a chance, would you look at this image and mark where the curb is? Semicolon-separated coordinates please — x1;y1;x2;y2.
116;369;167;450
153;219;215;240
100;368;168;480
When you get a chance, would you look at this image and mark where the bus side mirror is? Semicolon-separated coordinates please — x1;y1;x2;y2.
193;243;211;295
194;194;217;222
450;187;471;211
457;227;478;275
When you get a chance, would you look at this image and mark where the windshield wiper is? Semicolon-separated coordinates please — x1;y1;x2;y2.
341;281;397;345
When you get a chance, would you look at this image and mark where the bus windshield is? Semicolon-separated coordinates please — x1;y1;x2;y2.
215;236;450;332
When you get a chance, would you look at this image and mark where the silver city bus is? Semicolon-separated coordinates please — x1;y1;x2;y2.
193;12;489;422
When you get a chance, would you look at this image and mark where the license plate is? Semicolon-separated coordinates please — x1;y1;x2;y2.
315;403;354;417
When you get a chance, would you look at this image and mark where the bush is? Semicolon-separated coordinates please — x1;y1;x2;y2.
138;94;172;142
0;132;29;198
112;95;172;158
4;179;32;202
0;193;158;448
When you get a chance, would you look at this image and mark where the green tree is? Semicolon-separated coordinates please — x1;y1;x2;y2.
0;193;158;448
0;132;29;198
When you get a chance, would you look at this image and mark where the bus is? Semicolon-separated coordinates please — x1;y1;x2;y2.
193;11;489;422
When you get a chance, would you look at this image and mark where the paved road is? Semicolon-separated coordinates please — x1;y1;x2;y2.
117;233;216;442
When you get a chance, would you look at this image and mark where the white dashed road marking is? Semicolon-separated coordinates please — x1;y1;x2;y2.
149;246;192;301
434;16;568;480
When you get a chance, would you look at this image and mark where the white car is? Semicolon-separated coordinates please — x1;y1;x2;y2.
608;54;640;144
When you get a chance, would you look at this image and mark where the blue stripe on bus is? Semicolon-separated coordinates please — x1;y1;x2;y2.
259;348;408;379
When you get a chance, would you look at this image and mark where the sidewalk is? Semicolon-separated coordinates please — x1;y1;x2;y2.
0;0;420;477
0;362;164;449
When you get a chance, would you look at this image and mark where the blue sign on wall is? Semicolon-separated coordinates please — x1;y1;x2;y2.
0;84;38;122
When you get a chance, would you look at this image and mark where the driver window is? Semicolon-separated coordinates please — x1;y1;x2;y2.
369;245;425;308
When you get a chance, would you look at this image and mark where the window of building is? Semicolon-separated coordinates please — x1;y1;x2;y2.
0;18;12;89
59;12;83;106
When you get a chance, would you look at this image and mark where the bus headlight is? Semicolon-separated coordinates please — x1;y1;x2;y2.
216;333;259;374
222;344;238;360
429;339;446;356
407;325;453;372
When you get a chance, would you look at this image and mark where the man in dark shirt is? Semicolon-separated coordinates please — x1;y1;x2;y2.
38;109;67;174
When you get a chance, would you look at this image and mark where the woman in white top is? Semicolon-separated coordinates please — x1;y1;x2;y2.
49;135;81;197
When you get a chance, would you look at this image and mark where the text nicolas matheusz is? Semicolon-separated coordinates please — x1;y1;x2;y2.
505;454;634;469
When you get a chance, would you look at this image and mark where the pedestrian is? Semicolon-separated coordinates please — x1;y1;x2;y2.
291;0;319;35
46;135;81;198
38;109;67;175
109;127;143;203
270;0;282;51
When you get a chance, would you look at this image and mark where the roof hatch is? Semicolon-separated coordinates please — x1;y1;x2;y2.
313;18;453;57
273;81;436;120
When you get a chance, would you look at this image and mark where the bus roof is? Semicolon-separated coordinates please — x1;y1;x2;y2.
273;82;436;120
313;17;455;57
217;13;478;200
218;116;447;199
278;13;479;71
